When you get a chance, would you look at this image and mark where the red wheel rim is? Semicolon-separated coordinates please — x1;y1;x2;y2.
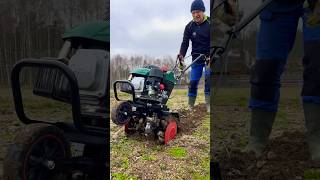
124;122;134;134
124;123;129;133
164;121;177;144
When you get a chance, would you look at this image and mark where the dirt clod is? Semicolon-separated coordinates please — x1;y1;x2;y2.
177;104;207;134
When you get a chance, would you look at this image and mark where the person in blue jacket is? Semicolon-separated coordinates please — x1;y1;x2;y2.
219;0;320;160
178;0;211;112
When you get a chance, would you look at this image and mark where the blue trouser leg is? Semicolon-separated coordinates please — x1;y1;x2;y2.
249;7;302;112
302;7;320;104
188;64;205;97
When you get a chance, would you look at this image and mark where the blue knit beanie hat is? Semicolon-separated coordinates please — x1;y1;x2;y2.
191;0;205;12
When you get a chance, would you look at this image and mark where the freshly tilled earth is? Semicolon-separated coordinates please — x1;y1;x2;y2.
212;87;320;180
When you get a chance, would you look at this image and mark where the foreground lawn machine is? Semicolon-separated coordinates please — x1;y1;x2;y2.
3;21;109;180
111;53;209;144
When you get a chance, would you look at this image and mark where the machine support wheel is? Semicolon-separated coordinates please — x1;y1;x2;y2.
3;123;71;180
82;145;108;179
111;101;132;125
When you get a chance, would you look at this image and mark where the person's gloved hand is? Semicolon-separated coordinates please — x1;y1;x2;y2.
177;54;185;70
205;56;211;66
216;0;242;26
305;0;320;27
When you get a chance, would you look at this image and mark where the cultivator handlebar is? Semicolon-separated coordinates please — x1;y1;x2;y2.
173;53;207;82
11;58;108;136
210;0;275;70
113;80;136;102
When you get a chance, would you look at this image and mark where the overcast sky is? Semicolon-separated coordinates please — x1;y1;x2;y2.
110;0;210;58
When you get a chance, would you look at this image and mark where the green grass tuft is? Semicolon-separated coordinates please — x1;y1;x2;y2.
112;173;138;180
168;147;187;159
304;169;320;180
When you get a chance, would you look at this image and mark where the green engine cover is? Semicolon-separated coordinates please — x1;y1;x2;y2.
164;71;176;84
130;68;150;76
130;68;177;84
63;21;109;43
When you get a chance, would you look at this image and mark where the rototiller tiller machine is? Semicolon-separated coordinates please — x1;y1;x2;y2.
111;53;210;144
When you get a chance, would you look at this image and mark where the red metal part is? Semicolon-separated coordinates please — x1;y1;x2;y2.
160;66;168;72
124;122;135;135
159;84;165;90
164;120;177;145
124;123;129;133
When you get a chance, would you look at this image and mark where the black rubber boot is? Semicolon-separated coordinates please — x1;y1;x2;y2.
244;109;276;157
205;95;210;113
303;102;320;161
188;96;196;110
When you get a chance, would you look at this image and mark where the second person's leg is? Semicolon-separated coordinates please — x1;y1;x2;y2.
246;5;302;156
302;4;320;160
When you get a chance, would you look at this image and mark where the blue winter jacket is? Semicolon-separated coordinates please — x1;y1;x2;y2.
179;16;210;63
265;0;304;12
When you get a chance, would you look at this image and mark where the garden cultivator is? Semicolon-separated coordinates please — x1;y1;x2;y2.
112;54;208;144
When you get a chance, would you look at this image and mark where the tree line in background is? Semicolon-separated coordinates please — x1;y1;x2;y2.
0;0;108;86
0;0;304;86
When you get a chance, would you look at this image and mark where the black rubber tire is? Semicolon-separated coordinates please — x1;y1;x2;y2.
82;145;108;180
111;101;132;125
3;123;71;180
